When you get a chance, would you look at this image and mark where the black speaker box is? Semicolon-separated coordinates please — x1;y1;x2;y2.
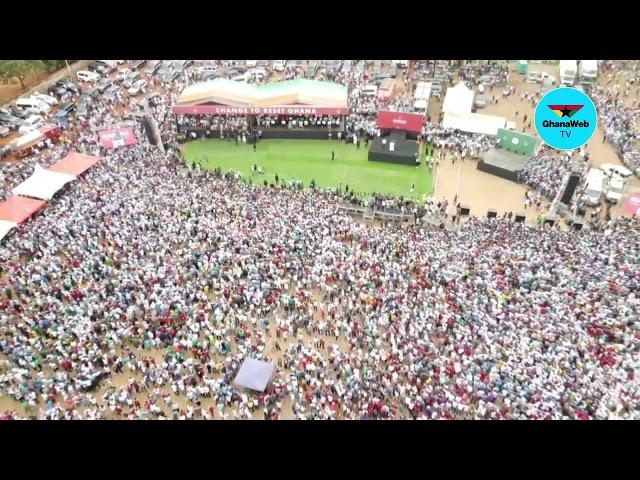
487;209;498;218
514;213;526;223
561;173;582;205
459;205;470;216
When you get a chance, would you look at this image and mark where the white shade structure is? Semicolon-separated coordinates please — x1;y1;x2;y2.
12;165;77;201
0;220;18;242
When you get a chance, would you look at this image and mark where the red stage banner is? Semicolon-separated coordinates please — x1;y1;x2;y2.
172;105;350;116
98;127;137;149
377;110;424;134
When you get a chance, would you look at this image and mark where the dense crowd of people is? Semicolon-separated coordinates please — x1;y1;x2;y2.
422;123;495;158
1;137;637;420
520;147;590;200
0;60;638;421
592;67;640;172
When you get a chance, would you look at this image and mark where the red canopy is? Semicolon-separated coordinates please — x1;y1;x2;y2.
0;196;46;224
49;151;100;177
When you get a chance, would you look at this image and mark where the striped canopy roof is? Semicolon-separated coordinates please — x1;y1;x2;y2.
176;79;348;108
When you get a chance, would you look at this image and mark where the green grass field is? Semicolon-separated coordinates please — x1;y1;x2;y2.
184;139;433;198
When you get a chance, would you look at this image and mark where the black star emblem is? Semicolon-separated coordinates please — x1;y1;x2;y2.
560;106;572;118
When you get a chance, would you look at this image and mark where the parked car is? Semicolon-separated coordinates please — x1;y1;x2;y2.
48;81;68;97
144;60;163;75
10;107;31;119
95;60;118;72
58;101;77;115
123;72;141;88
0;113;24;130
60;79;80;94
600;163;633;179
474;93;487;108
0;125;10;138
127;79;148;96
77;70;101;83
18;115;44;134
96;78;115;94
116;67;131;82
131;60;147;71
88;62;109;75
52;107;72;126
15;97;51;114
31;92;59;106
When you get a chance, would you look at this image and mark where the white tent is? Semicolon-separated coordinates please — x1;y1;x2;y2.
0;220;17;242
442;112;508;136
12;165;76;201
442;82;475;115
233;357;276;392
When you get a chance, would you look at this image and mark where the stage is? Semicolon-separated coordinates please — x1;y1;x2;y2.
178;126;345;142
368;131;420;166
477;148;530;182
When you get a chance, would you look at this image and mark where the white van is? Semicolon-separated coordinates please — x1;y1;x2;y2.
31;92;58;106
18;115;44;134
77;70;100;83
526;70;543;83
583;168;604;206
16;97;51;114
604;176;624;204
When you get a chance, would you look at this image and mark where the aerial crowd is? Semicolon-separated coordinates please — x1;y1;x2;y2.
0;60;638;420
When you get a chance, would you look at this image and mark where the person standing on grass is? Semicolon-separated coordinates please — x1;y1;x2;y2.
331;150;335;161
253;143;257;152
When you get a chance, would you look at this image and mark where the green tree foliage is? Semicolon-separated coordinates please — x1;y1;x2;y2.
43;60;67;71
0;60;46;88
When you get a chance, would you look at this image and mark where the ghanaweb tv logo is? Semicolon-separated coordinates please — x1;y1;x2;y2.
535;88;597;150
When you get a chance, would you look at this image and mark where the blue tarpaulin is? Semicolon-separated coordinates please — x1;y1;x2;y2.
233;357;276;392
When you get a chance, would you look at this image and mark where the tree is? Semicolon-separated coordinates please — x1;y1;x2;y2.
0;60;46;89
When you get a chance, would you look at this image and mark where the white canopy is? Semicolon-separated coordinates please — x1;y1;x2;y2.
442;82;475;115
442;112;508;136
0;220;17;242
12;165;76;200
